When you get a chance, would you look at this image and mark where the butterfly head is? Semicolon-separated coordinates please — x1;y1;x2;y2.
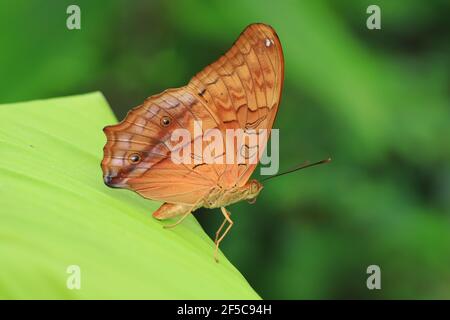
245;179;264;204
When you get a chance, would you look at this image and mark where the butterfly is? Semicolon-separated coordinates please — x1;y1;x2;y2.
101;23;284;262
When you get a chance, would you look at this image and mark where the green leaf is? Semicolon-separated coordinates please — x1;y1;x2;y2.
0;92;259;299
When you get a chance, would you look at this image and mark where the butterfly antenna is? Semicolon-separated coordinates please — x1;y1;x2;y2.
261;157;331;182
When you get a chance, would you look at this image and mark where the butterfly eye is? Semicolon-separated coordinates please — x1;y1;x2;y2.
160;116;171;127
128;153;141;164
250;181;261;194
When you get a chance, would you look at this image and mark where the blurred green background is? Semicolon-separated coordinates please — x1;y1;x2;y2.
1;0;449;299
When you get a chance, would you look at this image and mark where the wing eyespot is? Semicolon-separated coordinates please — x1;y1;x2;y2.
160;116;172;127
128;153;142;164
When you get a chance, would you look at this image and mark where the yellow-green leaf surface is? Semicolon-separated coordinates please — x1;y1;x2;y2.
0;92;259;299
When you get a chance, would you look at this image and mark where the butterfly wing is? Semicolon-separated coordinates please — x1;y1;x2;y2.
101;23;284;205
188;23;284;187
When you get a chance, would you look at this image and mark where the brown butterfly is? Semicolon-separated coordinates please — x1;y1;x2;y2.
101;23;285;261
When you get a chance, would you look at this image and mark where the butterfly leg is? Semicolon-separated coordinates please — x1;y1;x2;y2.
153;202;191;220
157;199;202;229
214;207;234;263
163;209;192;229
214;212;232;244
153;203;193;229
